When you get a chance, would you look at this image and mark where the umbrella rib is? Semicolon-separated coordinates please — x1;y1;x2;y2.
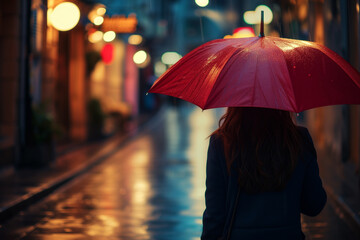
270;40;295;110
252;44;268;107
203;45;249;108
252;52;259;106
273;39;299;112
205;39;260;109
306;42;360;89
175;47;213;106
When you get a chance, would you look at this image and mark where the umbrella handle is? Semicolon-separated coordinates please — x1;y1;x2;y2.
259;10;265;37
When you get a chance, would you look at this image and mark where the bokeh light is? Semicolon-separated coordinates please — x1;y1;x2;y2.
224;27;255;39
97;7;106;16
101;43;114;64
161;52;182;65
49;2;80;31
155;61;167;77
244;5;273;25
244;11;257;25
256;5;273;23
133;50;148;65
103;31;116;42
88;4;106;23
195;0;209;7
94;16;104;26
128;34;143;45
88;31;103;43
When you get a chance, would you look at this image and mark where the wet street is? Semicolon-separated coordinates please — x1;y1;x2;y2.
0;105;358;240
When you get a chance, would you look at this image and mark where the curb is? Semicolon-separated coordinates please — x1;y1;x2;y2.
0;107;165;222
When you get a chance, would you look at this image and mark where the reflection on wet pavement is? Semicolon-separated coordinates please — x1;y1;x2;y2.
0;105;223;240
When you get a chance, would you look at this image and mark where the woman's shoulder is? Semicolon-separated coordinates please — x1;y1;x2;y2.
208;133;226;157
296;126;313;144
296;125;310;136
209;132;222;144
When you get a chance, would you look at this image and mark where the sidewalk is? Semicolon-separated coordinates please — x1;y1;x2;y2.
316;146;360;236
0;109;161;222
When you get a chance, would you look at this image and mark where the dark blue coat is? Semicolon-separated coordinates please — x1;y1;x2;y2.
201;127;327;240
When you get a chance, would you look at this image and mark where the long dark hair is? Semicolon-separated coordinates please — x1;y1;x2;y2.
213;107;303;194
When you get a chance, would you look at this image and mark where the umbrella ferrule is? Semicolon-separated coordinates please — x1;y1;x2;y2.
259;10;265;37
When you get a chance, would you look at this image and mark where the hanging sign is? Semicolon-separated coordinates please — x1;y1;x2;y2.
101;15;137;33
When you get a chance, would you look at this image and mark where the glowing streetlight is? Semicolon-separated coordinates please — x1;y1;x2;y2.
161;52;182;65
195;0;209;7
49;2;80;31
103;31;116;42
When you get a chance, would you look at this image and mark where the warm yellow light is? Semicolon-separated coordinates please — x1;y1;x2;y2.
155;61;167;77
103;31;116;42
243;11;257;25
224;28;256;39
94;16;104;26
50;2;80;31
88;31;103;43
88;11;97;23
88;4;106;23
47;9;53;27
195;0;209;7
161;52;182;65
128;34;143;45
97;7;106;16
133;50;147;65
243;5;273;25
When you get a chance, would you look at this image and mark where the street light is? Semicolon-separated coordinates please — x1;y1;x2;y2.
49;2;80;31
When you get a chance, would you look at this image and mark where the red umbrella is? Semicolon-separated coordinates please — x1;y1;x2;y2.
149;21;360;113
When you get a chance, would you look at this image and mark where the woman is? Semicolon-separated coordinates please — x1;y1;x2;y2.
201;107;326;240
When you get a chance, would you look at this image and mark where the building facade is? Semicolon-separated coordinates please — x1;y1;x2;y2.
277;0;360;232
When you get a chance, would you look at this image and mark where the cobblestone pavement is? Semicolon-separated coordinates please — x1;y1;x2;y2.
0;105;358;239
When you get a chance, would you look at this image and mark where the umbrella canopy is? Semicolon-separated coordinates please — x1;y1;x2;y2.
148;36;360;113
